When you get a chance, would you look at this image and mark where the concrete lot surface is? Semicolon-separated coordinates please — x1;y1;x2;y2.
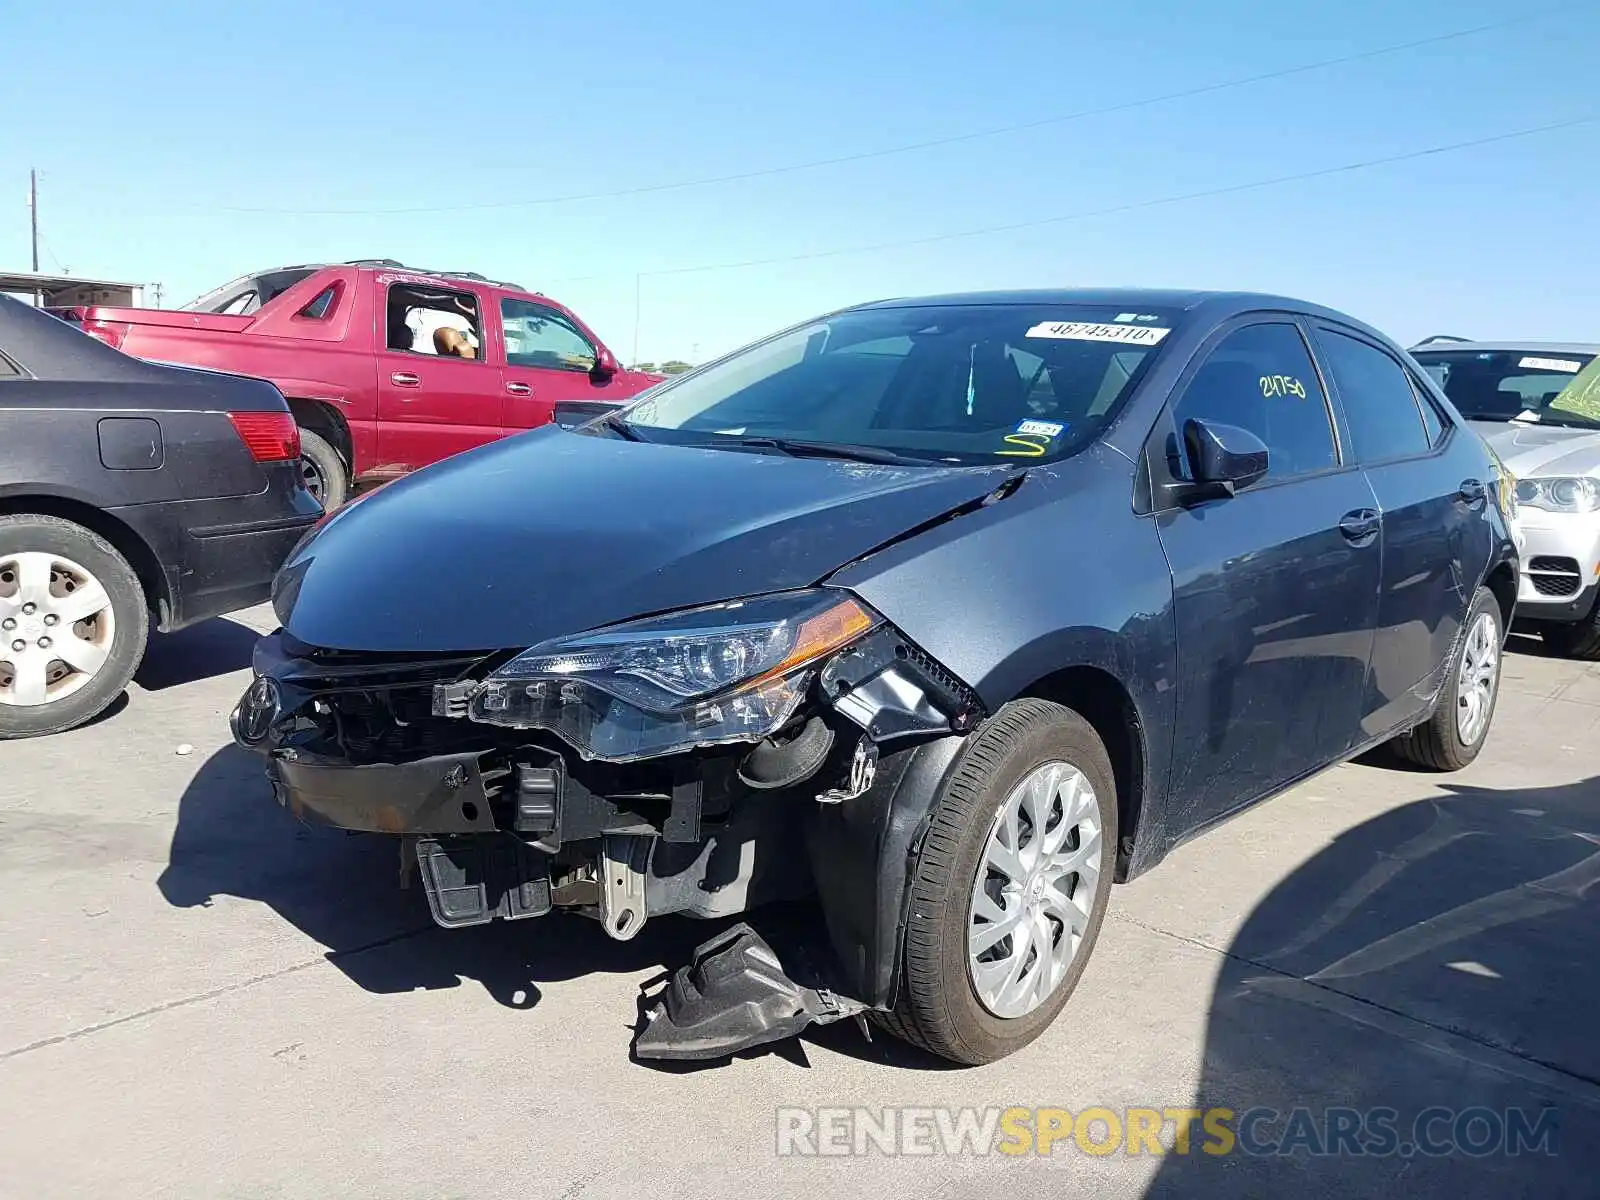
2;606;1597;1198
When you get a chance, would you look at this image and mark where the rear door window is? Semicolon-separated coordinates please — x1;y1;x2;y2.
1171;322;1338;481
1315;329;1431;463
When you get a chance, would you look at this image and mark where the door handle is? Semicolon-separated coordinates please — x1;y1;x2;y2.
390;372;421;387
1339;508;1381;544
1457;478;1487;505
505;381;533;396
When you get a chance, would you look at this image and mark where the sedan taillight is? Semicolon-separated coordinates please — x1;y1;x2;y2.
228;411;301;462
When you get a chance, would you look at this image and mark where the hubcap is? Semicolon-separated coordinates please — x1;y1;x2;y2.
0;551;116;708
1456;610;1500;746
968;761;1104;1019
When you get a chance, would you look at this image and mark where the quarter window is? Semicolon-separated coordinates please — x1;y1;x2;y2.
1317;330;1430;462
1409;372;1446;445
501;299;597;373
1171;323;1337;480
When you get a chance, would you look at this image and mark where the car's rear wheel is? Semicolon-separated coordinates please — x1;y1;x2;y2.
875;698;1117;1064
0;515;148;739
1391;587;1502;771
298;428;349;511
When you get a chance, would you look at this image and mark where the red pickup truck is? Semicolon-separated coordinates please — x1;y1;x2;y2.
53;259;663;506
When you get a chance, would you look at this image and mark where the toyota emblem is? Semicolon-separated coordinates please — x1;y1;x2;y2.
235;676;282;745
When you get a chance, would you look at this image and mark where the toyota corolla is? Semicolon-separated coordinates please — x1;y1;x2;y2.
233;289;1518;1065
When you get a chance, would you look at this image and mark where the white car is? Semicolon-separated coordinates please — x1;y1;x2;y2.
1411;338;1600;656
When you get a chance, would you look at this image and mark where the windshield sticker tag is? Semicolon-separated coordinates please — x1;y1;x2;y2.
1015;419;1065;438
1520;356;1583;373
997;434;1050;458
1114;313;1162;324
1026;321;1170;346
1260;375;1308;400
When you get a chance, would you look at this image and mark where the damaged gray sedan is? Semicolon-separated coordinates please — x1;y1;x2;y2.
233;289;1518;1064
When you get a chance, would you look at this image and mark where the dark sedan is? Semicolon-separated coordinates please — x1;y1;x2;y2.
232;288;1518;1065
0;294;321;738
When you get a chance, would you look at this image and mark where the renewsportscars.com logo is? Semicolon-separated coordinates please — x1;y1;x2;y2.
775;1105;1560;1159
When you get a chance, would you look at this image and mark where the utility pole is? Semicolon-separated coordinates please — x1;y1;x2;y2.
29;170;39;272
28;169;41;306
632;273;643;368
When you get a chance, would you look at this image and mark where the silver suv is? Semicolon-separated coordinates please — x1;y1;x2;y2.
1411;337;1600;656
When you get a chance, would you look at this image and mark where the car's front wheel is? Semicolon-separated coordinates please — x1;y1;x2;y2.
876;698;1117;1064
0;515;149;739
1538;600;1600;660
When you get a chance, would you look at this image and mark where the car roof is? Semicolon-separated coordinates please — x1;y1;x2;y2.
1408;339;1600;356
853;287;1379;328
275;259;531;293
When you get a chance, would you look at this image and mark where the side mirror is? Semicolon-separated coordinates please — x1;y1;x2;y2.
591;346;619;381
1177;417;1269;502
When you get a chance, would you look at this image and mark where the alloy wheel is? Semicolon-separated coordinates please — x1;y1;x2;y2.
0;551;117;707
1456;610;1500;746
967;760;1104;1019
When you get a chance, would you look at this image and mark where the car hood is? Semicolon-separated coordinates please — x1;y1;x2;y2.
1471;420;1600;479
272;426;1013;652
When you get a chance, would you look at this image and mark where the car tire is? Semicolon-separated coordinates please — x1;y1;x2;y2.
1391;587;1503;771
874;697;1118;1065
0;515;149;739
298;428;349;511
1538;604;1600;660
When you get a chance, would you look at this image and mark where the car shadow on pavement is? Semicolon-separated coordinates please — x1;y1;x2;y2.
1144;775;1600;1198
157;746;781;1016
136;617;262;691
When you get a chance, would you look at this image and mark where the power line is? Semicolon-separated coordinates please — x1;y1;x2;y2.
206;7;1568;217
555;113;1596;285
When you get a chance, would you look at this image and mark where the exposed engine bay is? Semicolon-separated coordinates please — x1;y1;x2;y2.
231;593;983;1059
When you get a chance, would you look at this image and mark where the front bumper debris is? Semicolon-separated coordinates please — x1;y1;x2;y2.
229;618;983;1061
266;750;503;834
413;834;553;927
634;923;867;1061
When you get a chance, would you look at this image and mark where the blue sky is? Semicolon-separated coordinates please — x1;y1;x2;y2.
1;0;1595;363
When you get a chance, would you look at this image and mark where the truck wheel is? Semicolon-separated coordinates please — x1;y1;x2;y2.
0;515;149;739
875;698;1117;1065
1391;587;1503;771
298;428;349;510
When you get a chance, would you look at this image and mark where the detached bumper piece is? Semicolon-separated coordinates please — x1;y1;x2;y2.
413;834;552;928
633;922;866;1062
267;750;505;835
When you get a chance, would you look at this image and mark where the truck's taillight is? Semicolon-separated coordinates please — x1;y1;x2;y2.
81;320;131;350
228;412;301;463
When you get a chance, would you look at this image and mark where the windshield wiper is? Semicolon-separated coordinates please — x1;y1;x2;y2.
596;412;644;441
731;437;941;466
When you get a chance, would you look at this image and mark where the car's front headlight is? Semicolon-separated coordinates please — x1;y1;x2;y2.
1514;475;1600;514
466;590;880;761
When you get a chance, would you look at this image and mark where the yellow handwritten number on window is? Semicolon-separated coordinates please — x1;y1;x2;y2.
997;433;1049;458
1260;375;1307;400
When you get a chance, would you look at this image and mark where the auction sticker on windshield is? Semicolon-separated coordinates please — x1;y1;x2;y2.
1026;321;1170;346
1520;356;1584;373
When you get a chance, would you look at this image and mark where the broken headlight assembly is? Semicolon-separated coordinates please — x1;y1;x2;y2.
452;590;880;761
